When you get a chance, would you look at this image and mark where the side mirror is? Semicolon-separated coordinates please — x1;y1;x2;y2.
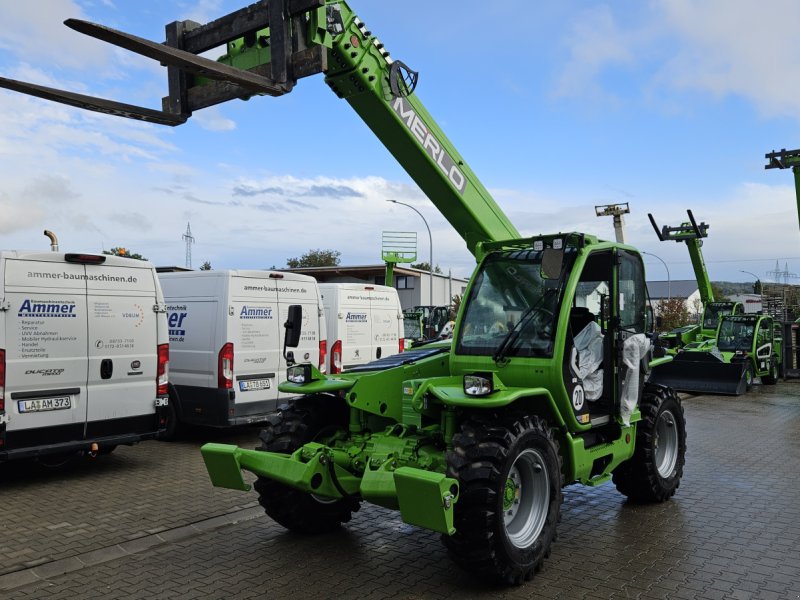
540;248;563;280
283;305;302;365
656;315;663;329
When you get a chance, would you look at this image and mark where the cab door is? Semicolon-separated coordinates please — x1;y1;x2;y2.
754;317;773;376
615;250;648;421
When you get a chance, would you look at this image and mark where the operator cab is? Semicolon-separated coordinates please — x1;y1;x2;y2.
454;234;649;433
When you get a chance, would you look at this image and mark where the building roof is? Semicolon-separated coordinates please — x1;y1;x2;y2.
282;264;469;283
646;279;699;300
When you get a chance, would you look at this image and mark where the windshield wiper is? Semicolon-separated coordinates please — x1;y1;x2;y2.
493;306;539;364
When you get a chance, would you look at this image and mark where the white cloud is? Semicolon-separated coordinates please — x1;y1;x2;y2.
193;106;236;132
552;0;800;119
0;2;111;70
552;5;638;103
654;0;800;118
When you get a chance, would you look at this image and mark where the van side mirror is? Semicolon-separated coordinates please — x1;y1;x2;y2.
283;305;302;365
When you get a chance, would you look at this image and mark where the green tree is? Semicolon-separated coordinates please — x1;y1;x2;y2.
103;247;147;261
710;283;729;302
655;297;691;332
286;249;341;268
199;261;212;271
411;261;442;274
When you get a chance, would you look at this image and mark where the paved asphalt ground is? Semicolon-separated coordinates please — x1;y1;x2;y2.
1;382;798;599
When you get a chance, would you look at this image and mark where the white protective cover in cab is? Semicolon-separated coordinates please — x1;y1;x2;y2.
2;252;164;433
320;283;403;371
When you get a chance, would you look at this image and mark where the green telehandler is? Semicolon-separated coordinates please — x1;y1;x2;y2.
647;210;742;355
0;1;686;585
652;313;781;395
765;147;800;231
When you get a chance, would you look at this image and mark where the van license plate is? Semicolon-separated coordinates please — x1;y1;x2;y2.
239;379;270;392
18;397;72;413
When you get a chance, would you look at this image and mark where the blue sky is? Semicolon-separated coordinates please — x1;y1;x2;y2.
0;0;798;284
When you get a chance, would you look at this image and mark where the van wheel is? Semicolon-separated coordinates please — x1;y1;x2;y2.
254;395;358;533
159;386;183;441
443;413;562;585
613;383;686;503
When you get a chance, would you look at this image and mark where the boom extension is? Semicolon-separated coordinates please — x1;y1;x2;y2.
648;210;713;305
0;0;519;254
0;0;326;125
765;147;800;230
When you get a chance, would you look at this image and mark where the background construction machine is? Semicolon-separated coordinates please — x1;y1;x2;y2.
652;312;781;395
0;1;686;585
647;210;742;354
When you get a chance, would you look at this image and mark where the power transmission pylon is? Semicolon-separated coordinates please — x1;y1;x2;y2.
182;222;195;269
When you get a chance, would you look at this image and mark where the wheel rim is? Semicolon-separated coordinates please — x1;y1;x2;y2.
502;448;550;549
654;409;679;478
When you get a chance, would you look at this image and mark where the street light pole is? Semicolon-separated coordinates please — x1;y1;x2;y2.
642;251;670;301
740;270;762;311
387;200;433;308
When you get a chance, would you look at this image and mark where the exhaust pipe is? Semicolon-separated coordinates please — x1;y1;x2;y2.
43;230;59;252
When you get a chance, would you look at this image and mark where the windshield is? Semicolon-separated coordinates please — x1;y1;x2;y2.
717;319;755;351
703;303;732;330
456;251;566;358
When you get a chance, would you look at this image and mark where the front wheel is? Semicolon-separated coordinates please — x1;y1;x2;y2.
613;383;686;502
443;413;562;585
744;363;755;390
253;395;358;534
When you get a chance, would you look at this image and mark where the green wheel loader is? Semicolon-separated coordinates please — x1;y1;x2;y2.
0;0;686;585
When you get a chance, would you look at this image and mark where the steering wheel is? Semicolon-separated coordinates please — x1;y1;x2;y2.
489;321;507;335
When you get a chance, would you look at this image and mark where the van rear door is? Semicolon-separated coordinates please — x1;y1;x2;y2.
370;288;402;361
336;288;372;370
85;259;159;436
3;256;88;445
229;276;280;411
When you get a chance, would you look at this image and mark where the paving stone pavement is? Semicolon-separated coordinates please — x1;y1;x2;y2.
3;383;800;599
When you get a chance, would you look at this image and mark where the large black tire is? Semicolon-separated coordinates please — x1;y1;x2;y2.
253;395;358;534
613;383;686;503
761;358;779;385
744;363;755;391
443;413;562;585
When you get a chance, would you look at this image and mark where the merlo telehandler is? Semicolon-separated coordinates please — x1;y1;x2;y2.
0;0;686;585
653;313;781;396
647;210;742;355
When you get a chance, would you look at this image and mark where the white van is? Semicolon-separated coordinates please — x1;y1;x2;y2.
319;283;404;373
157;270;326;434
0;251;170;461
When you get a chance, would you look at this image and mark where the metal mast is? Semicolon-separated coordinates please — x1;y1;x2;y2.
182;222;195;269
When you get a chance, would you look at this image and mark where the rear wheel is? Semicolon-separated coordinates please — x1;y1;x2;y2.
253;395;358;534
613;383;686;502
443;413;562;585
761;359;779;385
